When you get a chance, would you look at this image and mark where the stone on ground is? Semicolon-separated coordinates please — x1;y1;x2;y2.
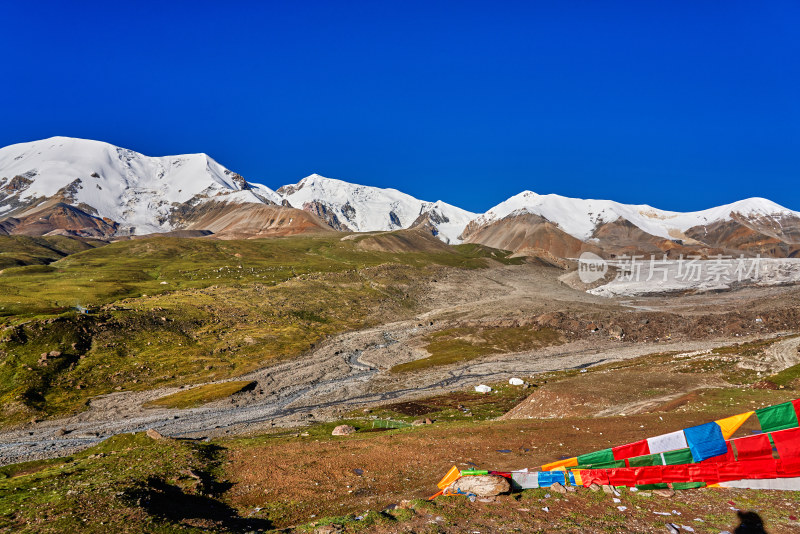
331;424;356;436
449;475;510;497
145;428;166;441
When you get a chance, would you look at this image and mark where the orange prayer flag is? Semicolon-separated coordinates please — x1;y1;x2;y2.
715;411;754;439
541;457;578;471
437;465;461;490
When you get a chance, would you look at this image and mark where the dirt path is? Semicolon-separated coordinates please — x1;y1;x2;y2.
763;335;800;371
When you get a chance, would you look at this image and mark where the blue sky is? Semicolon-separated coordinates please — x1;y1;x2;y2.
1;1;798;213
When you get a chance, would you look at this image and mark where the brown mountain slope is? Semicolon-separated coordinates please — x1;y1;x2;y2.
684;217;800;257
172;201;335;238
347;228;454;253
461;212;596;258
590;219;700;258
0;202;118;238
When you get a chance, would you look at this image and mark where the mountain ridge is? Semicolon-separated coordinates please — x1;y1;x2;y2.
2;136;799;257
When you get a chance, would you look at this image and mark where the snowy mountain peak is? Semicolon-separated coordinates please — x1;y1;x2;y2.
2;137;798;254
0;137;281;235
278;174;474;242
473;191;800;245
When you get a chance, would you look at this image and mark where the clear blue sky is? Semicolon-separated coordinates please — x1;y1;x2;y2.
1;1;798;213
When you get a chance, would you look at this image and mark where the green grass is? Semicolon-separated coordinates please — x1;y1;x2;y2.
0;432;261;533
144;381;257;409
0;236;520;425
0;236;516;318
767;362;800;387
0;235;105;271
391;325;563;373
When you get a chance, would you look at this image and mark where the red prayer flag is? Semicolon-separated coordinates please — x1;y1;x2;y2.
612;439;650;461
608;468;637;486
771;427;800;460
579;469;609;486
661;465;689;483
778;457;800;476
688;463;719;484
702;442;735;463
633;466;664;485
717;461;748;482
733;434;773;460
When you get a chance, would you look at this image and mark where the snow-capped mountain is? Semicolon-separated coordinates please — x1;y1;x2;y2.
469;191;797;242
1;136;798;257
278;174;476;243
462;191;800;258
0;137;281;236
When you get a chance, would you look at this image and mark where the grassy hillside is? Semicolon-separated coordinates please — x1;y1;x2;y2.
0;236;519;318
0;236;520;424
0;235;105;270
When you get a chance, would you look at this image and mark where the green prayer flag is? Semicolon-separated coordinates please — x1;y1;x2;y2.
756;402;799;433
629;453;664;467
662;448;694;465
576;448;615;466
672;481;706;490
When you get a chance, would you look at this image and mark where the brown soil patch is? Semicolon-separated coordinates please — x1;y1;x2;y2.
223;393;797;529
379;401;435;417
502;367;723;420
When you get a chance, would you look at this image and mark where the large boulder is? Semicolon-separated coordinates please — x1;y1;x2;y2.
331;424;356;436
146;428;167;441
449;475;510;497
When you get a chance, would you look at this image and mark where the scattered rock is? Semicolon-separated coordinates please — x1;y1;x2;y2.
589;483;602;492
637;491;653;497
314;526;341;534
182;469;202;481
56;428;68;436
474;384;492;393
145;428;166;441
509;377;524;386
331;425;356;436
48;350;62;357
602;485;615;494
654;488;675;498
550;482;567;494
608;325;625;339
449;475;510;497
752;380;779;390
